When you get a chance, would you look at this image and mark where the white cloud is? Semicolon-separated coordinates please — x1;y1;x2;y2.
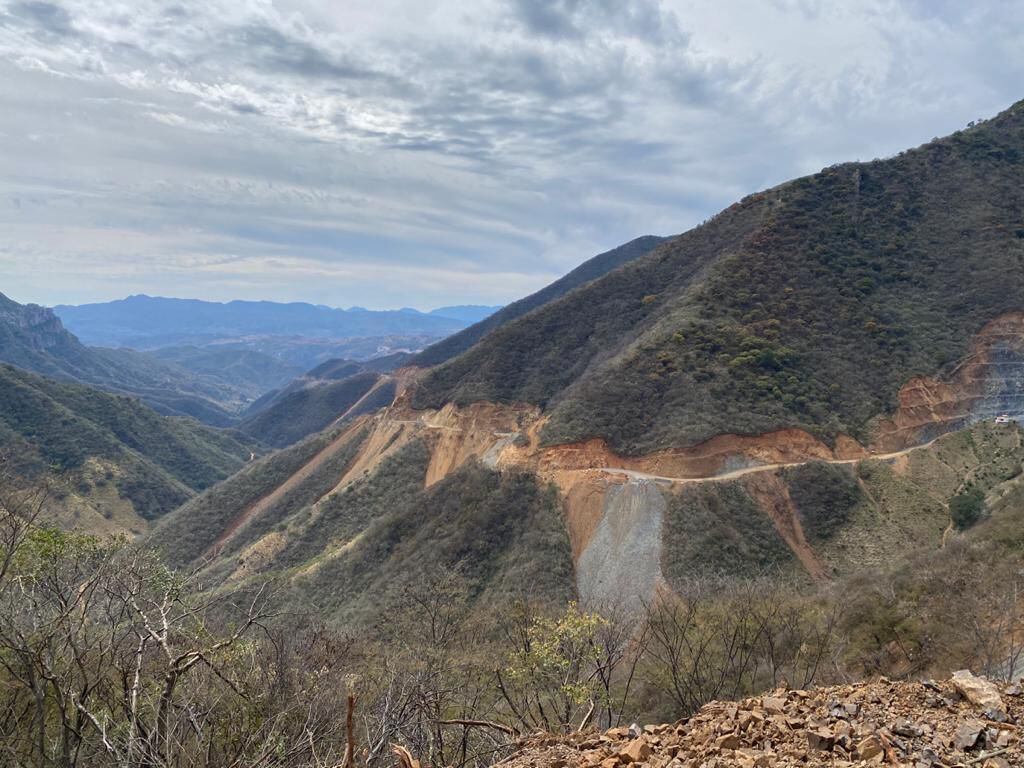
0;0;1022;307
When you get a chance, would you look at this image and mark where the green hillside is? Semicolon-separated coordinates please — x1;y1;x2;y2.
239;371;381;447
413;235;668;367
0;364;257;533
414;101;1024;454
150;346;302;400
150;434;573;629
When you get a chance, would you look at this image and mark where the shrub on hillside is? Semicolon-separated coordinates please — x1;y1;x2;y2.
950;487;986;530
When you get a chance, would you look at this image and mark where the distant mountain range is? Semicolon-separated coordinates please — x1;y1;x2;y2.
0;293;252;424
53;296;500;350
0;292;501;431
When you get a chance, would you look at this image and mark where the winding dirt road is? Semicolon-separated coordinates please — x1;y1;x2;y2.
593;438;941;486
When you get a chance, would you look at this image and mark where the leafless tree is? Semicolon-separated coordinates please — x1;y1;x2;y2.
642;576;839;716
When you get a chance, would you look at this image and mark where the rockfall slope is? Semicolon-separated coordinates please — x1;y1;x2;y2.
497;672;1022;768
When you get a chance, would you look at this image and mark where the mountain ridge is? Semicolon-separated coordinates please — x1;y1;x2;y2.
53;295;479;349
412;235;669;367
0;292;252;424
412;99;1024;456
151;96;1024;632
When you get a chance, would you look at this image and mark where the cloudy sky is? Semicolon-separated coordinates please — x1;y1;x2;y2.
1;0;1022;309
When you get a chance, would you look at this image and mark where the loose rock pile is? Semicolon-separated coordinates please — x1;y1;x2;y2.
495;672;1023;767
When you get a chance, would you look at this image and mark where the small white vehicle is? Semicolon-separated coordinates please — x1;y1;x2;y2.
995;414;1011;424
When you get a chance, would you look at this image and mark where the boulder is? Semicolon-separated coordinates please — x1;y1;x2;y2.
855;734;884;760
954;720;985;750
761;696;787;714
619;738;651;764
951;670;1005;715
806;727;835;752
714;732;741;750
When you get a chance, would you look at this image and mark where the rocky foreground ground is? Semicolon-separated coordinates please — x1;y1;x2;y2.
493;672;1022;768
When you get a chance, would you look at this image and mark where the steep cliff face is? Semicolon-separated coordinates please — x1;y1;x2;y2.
0;294;99;375
0;298;66;339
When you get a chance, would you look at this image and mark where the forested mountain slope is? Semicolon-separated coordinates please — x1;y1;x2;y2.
0;364;257;535
238;354;413;447
143;98;1024;664
239;371;384;447
414;101;1024;455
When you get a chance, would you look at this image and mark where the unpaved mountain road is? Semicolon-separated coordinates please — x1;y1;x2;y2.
595;438;942;486
382;409;945;486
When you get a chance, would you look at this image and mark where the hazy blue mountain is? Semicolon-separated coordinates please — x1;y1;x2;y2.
0;293;244;424
428;305;502;323
54;295;469;349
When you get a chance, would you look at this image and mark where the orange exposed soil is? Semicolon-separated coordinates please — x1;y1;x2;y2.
873;312;1024;451
333;400;876;497
554;469;625;559
419;402;539;486
743;471;826;580
331;415;413;489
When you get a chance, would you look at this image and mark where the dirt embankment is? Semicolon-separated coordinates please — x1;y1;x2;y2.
873;312;1024;451
336;400;872;497
743;472;826;581
535;429;867;482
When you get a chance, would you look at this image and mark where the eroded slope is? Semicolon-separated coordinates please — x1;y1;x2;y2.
159;349;1024;624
